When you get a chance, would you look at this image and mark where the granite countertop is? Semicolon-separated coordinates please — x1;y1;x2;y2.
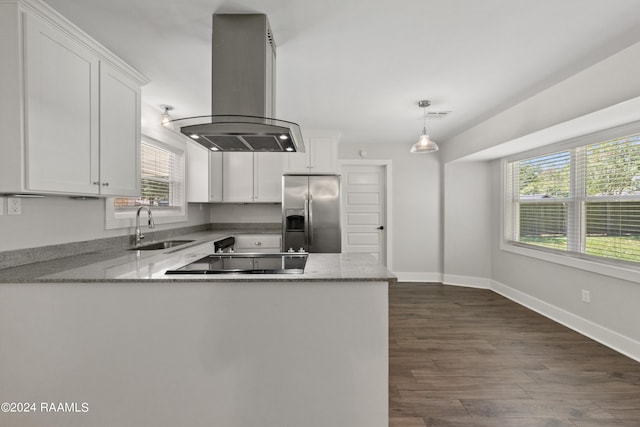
0;230;396;284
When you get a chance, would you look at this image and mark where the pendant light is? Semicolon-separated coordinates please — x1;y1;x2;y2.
160;105;174;127
410;100;439;153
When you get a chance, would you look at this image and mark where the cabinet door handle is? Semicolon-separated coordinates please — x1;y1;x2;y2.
92;181;100;185
377;226;384;230
102;182;110;187
255;242;262;246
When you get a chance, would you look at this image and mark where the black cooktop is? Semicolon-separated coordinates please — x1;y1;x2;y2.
165;253;308;275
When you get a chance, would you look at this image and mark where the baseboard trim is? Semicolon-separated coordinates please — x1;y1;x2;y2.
443;274;492;289
393;272;442;283
491;279;640;363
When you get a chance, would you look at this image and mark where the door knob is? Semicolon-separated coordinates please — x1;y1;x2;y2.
377;226;384;230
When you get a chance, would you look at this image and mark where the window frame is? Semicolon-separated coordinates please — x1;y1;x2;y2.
501;121;640;283
105;133;187;230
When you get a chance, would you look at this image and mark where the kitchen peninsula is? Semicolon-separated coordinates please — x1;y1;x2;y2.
0;231;394;427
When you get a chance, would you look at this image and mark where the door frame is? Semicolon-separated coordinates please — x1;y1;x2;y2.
337;159;393;270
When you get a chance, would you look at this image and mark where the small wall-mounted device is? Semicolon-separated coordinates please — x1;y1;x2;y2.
7;197;22;215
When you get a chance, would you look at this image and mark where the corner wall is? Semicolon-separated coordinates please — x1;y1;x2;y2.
442;161;493;288
440;40;640;361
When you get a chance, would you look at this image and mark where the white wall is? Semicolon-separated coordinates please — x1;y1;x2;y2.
339;143;441;280
442;161;492;288
440;40;640;360
0;103;211;252
210;204;282;224
489;159;640;355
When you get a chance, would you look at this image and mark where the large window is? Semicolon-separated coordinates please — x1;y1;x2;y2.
114;141;184;209
505;131;640;265
106;134;186;229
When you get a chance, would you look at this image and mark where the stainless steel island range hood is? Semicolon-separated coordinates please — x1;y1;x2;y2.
173;14;304;153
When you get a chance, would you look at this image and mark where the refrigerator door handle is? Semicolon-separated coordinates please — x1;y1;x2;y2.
304;195;310;249
308;194;314;246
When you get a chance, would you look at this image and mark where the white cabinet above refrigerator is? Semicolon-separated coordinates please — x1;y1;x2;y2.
284;131;340;174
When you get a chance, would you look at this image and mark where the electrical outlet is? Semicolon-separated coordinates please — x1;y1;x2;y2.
581;289;591;303
7;197;22;215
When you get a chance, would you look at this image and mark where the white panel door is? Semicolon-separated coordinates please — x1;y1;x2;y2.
342;165;386;264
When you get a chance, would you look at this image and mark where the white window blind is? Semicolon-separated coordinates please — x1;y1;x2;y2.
506;132;640;264
114;141;184;209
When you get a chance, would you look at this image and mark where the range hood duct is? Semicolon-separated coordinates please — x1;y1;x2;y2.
173;14;304;153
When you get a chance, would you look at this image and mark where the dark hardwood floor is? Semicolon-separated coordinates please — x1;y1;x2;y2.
389;283;640;427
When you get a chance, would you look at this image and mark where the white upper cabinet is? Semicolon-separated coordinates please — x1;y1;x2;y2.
99;62;142;197
254;152;285;202
0;0;148;197
187;142;223;203
221;152;284;203
222;153;255;202
23;11;100;195
285;131;340;173
188;150;283;203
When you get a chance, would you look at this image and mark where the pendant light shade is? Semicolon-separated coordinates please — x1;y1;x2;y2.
411;132;439;153
411;100;439;153
160;105;174;127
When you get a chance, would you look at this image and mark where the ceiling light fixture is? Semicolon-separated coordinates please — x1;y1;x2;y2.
160;105;174;127
411;100;439;154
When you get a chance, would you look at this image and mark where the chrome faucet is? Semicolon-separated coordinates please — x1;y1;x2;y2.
134;206;155;246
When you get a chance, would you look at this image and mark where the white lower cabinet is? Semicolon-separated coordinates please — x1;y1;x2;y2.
234;234;282;253
0;1;147;196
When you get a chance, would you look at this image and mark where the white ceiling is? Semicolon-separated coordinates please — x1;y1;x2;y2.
45;0;640;148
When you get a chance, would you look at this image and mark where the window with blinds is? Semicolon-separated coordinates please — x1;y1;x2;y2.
114;141;184;209
506;132;640;264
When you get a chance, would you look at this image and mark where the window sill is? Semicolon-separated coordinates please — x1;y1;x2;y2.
500;241;640;284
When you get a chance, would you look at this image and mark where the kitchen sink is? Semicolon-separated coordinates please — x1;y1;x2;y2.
130;240;195;251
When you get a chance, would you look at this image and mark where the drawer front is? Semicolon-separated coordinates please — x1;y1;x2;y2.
235;234;282;252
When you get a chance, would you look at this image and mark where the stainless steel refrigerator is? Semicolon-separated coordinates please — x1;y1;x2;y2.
282;174;341;253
